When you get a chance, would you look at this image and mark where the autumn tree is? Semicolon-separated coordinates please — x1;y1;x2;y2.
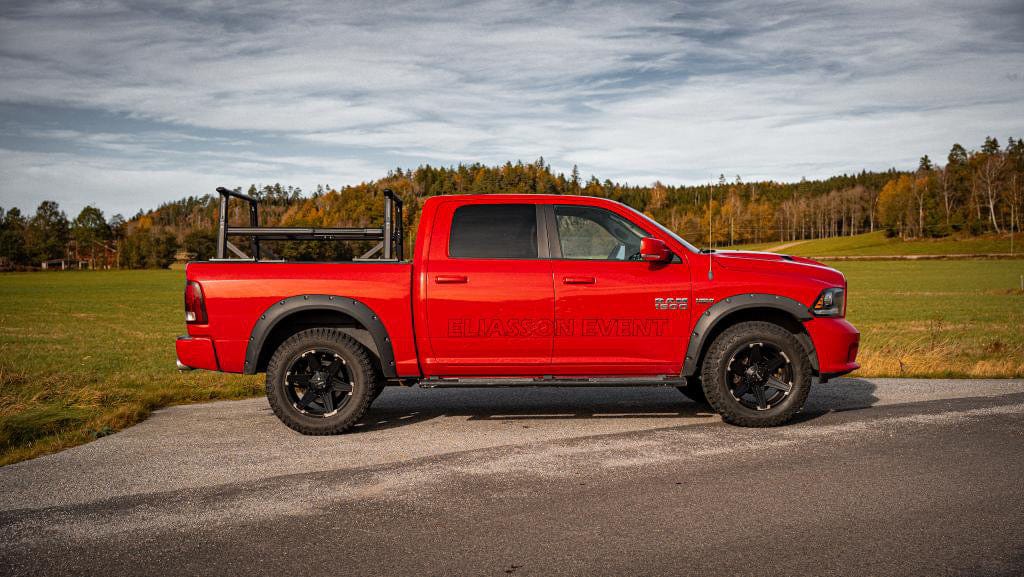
975;137;1006;233
878;175;914;238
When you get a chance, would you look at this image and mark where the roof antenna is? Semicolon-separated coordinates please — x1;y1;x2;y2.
707;186;714;281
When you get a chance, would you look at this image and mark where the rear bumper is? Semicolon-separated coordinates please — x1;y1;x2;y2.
175;335;219;371
805;317;860;379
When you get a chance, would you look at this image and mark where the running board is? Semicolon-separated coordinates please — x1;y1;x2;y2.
419;376;686;388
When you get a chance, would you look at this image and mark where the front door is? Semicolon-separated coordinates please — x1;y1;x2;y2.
548;204;691;375
423;202;554;376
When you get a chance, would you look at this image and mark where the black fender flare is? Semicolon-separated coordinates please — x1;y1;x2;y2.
243;294;397;378
682;293;818;376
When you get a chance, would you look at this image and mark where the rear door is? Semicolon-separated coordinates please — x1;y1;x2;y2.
422;201;554;376
548;203;691;375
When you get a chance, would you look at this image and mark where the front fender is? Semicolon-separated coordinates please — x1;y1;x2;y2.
682;293;818;376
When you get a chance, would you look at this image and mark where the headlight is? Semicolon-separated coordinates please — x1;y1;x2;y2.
812;287;845;317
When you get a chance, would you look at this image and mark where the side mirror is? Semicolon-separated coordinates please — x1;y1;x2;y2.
640;237;671;263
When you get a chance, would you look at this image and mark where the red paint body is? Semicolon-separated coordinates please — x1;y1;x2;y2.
177;194;859;380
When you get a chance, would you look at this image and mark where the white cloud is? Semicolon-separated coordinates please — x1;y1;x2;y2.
0;0;1022;214
0;145;384;216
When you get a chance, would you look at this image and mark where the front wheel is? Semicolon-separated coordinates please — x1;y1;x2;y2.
266;328;375;435
700;321;812;427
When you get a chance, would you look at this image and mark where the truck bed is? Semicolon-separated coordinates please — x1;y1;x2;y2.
184;262;416;374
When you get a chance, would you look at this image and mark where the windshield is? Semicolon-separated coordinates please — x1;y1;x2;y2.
619;203;700;254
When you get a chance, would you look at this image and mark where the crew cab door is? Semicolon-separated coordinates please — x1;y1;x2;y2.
547;204;691;375
422;201;554;376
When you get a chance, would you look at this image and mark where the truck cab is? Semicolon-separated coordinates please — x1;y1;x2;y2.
177;189;860;432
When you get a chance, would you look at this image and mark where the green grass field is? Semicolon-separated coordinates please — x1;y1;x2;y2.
2;261;1023;465
728;231;1020;256
839;260;1024;379
0;271;262;465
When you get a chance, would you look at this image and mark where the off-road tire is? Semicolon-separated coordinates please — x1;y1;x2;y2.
266;328;375;435
700;321;812;427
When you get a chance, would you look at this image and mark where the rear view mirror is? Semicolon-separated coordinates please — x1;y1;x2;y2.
640;237;671;263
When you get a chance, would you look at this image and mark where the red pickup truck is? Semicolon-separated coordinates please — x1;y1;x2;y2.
177;188;859;432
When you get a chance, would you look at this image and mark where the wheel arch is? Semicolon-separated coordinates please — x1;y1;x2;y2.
682;294;818;377
244;295;397;378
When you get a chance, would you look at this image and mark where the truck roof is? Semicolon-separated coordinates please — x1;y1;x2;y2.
424;193;619;205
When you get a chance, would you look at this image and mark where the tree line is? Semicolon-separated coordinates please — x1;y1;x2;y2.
1;136;1021;269
877;137;1024;238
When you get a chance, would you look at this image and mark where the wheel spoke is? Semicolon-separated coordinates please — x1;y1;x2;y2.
332;379;353;393
765;376;792;393
319;390;335;413
752;383;769;409
329;360;345;377
290;373;312;386
748;344;763;363
298;389;319;409
764;355;787;373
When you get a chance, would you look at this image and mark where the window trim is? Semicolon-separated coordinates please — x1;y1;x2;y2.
446;203;548;260
544;204;681;263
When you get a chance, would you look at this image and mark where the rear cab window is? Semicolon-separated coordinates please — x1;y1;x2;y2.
449;204;538;259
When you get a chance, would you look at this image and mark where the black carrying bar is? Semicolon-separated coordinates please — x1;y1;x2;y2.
214;186;404;261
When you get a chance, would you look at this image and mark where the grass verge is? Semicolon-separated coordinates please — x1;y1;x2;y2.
831;259;1024;378
0;270;262;466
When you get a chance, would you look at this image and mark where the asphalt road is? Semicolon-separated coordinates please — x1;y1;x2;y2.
2;378;1024;576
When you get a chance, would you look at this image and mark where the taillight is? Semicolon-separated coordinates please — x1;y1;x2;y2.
184;281;207;324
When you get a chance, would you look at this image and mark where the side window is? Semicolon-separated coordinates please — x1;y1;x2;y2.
449;204;538;259
555;205;647;260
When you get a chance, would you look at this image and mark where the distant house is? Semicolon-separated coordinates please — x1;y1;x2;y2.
41;258;88;270
51;239;121;270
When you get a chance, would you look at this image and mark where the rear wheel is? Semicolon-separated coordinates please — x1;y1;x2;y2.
700;321;811;427
266;328;375;435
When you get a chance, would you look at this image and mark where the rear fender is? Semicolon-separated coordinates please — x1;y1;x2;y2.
244;294;397;377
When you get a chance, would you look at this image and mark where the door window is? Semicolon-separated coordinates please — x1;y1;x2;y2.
554;205;646;260
449;204;538;259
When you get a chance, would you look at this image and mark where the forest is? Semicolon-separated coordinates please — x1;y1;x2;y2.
1;136;1021;269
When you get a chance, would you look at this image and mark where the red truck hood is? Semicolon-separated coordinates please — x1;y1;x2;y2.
712;250;845;286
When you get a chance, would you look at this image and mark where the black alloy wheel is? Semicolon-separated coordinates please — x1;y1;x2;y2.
724;341;793;411
284;348;354;417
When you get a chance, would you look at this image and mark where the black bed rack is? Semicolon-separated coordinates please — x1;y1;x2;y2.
214;186;404;261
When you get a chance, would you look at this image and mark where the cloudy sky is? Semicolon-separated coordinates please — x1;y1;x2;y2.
1;0;1022;217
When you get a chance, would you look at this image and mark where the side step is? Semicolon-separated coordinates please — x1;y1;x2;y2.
418;376;686;388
